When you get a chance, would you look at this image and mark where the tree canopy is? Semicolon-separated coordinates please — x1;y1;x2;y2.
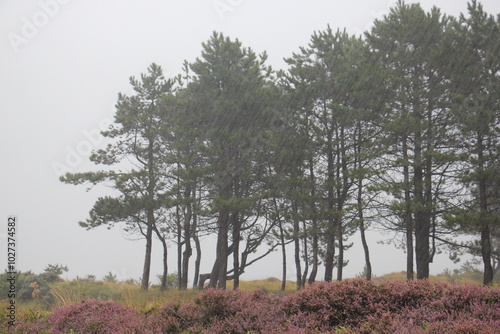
61;1;500;288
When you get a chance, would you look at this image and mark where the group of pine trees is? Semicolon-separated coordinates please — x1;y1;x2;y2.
61;1;499;289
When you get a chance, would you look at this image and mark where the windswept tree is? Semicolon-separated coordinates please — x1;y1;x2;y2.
60;63;174;290
444;0;500;285
188;32;276;289
367;1;455;280
157;73;205;290
285;27;374;283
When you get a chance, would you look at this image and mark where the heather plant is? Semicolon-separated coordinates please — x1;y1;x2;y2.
5;279;500;333
5;309;53;334
438;282;500;313
396;284;500;331
143;301;204;333
283;279;386;329
144;289;288;333
376;279;446;311
202;289;285;333
194;288;241;322
142;301;184;333
424;318;500;334
48;299;142;334
283;279;500;333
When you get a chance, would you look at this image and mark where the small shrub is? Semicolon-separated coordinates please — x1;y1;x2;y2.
143;301;200;334
145;289;287;333
143;302;182;333
39;264;69;284
103;272;117;283
5;309;52;334
156;273;178;288
203;289;285;333
284;279;383;329
377;279;445;311
48;299;142;334
425;318;500;334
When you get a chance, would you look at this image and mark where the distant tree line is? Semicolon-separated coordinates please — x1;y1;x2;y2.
61;0;499;289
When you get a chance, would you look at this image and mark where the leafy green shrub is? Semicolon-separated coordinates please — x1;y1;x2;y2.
0;271;52;307
0;265;68;308
155;273;178;288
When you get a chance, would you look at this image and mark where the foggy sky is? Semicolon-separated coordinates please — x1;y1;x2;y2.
2;0;499;282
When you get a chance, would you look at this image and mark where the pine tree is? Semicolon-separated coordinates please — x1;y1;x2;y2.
60;63;174;290
188;32;275;289
366;1;454;279
445;1;500;285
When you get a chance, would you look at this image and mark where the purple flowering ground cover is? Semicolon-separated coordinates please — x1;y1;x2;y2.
3;279;499;333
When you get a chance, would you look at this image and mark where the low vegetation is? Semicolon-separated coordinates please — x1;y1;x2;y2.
1;267;498;333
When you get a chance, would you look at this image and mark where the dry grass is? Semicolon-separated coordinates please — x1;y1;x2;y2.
117;284;200;313
227;277;297;292
372;270;488;285
49;280;200;313
44;277;296;314
8;270;491;316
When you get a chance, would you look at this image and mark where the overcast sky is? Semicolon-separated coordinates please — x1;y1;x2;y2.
1;0;499;283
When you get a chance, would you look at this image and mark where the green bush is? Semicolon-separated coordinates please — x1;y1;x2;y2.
0;264;68;308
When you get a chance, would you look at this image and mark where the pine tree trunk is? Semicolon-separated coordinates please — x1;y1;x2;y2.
181;188;193;290
324;137;335;282
141;211;154;291
308;160;318;286
478;134;494;285
210;210;229;289
308;227;318;285
193;232;201;289
280;223;287;291
153;226;169;291
273;195;287;291
358;179;372;281
181;228;192;289
414;128;430;279
177;206;182;289
141;140;156;291
403;136;414;281
160;235;168;291
425;100;434;264
233;213;241;290
336;129;346;282
301;220;309;288
355;125;372;281
337;217;344;281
